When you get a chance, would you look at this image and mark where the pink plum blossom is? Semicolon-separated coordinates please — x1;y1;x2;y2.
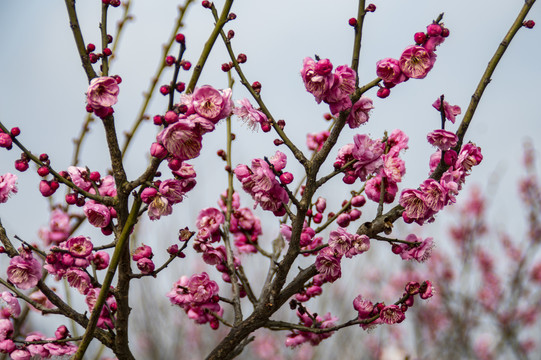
420;179;447;212
347;97;374;129
301;57;335;103
398;235;434;263
6;250;41;290
92;251;110;270
65;269;92;295
132;245;153;261
346;234;370;258
233;98;268;131
365;175;399;204
427;129;458;151
86;76;119;110
325;64;356;105
399;189;432;225
328;228;353;257
156;120;202;161
315;247;342;282
376;58;407;85
379;304;405;324
285;311;337;347
83;200;111;228
147;194;172;220
66;236;93;258
352;134;384;181
38;209;71;245
399;45;434;79
159;179;186;204
137;258;155;274
353;295;374;319
9;348;31;360
432;98;461;123
192;85;233;122
306;131;330;152
67;166;92;191
0;292;20;319
0;173;17;203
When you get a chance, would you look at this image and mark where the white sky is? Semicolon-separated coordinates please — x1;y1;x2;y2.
0;0;540;357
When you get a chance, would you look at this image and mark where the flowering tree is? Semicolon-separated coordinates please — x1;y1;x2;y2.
0;0;538;359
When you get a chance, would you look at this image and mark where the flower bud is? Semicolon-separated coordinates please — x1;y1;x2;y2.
377;87;391;98
227;30;235;39
351;195;366;207
159;85;170;95
87;43;96;53
237;53;247;63
365;3;376;12
336;213;351;227
37;166;49;177
175;33;185;44
202;0;211;8
150;142;168;159
0;133;12;149
182;61;192;70
175;82;186;93
348;18;357;27
349;208;362;221
523;20;535;29
313;212;323;224
279;172;294;184
164;110;179;124
414;32;426;45
426;24;443;37
165;56;176;66
15;159;29;172
65;193;78;205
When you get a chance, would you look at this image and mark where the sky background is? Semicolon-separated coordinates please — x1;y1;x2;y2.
0;0;540;358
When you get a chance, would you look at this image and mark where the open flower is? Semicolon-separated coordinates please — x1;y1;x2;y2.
399;45;434;79
86;76;119;110
0;173;17;203
7;251;41;290
233;98;268;131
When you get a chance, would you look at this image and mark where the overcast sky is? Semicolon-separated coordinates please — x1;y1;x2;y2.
0;0;540;357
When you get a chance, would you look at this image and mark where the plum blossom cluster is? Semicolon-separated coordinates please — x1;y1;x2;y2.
392;234;435;263
280;222;323;255
141;165;196;221
353;280;434;330
301;57;374;128
376;21;449;98
315;228;370;282
153;85;232;167
335;129;409;205
0;291;77;358
86;287;117;330
218;191;263;254
42;235;114;330
44;236;95;294
285;310;337;348
167;272;223;329
132;244;155;275
234;151;289;216
400;98;482;225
